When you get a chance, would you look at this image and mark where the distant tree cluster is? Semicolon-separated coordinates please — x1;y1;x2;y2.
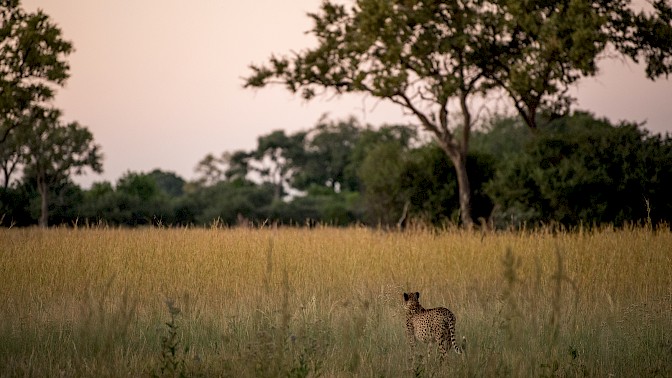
483;112;672;227
2;0;671;229
2;113;671;228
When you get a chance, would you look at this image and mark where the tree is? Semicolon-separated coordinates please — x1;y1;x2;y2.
194;152;227;187
194;150;252;187
358;141;408;225
245;1;489;227
252;129;305;199
224;150;253;182
20;107;102;227
147;169;186;197
359;141;494;226
1;0;73;143
78;173;180;226
244;0;672;227
194;180;275;226
78;181;115;223
348;122;419;195
291;116;362;193
470;115;531;158
113;171;171;225
33;180;82;226
486;112;672;226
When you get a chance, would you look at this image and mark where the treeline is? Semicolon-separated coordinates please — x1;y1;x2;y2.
1;112;671;228
3;1;672;229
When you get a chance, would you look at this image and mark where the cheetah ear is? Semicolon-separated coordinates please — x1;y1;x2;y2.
403;293;409;301
416;292;420;299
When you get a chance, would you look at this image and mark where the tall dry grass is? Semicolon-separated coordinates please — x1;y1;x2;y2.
0;226;670;376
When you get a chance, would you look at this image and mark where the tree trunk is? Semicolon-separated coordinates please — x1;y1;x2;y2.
37;175;49;228
440;144;474;228
2;168;9;190
457;92;474;228
452;153;474;228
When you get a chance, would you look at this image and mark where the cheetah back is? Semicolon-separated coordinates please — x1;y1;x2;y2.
409;308;455;342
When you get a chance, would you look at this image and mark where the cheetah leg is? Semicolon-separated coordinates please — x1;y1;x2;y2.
433;326;449;358
437;338;449;358
406;327;419;363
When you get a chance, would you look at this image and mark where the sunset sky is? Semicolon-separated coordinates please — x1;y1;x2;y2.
21;1;672;187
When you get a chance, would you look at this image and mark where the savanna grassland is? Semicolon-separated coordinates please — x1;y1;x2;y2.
0;226;670;377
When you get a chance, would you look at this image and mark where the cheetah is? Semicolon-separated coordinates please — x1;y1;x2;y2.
403;291;462;358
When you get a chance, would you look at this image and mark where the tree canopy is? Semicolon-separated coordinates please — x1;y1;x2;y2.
245;0;672;227
19;107;102;227
486;112;672;226
1;0;73;143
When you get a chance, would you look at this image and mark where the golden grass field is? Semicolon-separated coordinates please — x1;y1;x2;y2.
0;226;670;377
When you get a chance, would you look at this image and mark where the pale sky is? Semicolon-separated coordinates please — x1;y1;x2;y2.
21;1;672;188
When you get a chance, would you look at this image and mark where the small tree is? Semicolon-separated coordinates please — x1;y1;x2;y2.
21;107;102;227
147;169;186;197
253;129;305;200
1;0;73;143
194;150;253;187
291;117;362;193
194;152;227;187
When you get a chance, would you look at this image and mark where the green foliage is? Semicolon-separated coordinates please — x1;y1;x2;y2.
252;129;305;199
476;0;672;128
358;141;408;225
0;184;31;226
117;171;162;202
245;0;672;226
154;300;189;378
410;146;496;225
0;123;23;188
3;112;672;229
193;180;275;226
185;118;419;227
291;117;362;192
359;141;495;226
1;0;73;143
148;169;185;197
471;116;532;158
193;152;227;186
487;112;672;227
17;107;102;226
35;180;83;225
78;172;173;226
114;172;171;225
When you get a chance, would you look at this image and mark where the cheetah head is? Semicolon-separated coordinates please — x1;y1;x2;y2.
403;292;423;314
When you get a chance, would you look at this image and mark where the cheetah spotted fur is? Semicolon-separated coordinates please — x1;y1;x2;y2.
403;291;462;357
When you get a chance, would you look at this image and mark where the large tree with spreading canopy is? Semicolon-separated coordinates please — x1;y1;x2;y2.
245;0;672;227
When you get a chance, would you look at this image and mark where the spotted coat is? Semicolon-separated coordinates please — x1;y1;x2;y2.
403;291;462;357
